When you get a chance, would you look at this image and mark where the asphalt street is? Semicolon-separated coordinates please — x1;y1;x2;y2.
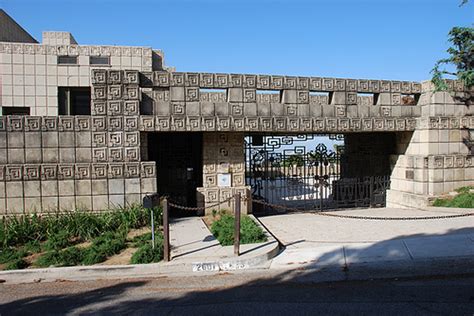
1;271;473;315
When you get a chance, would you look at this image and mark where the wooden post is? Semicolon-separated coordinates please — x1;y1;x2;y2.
162;197;170;262
234;192;241;256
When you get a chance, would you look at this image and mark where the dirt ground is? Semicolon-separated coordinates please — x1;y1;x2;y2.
1;227;153;270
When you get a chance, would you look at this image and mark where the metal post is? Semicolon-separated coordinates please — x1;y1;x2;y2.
150;208;155;249
162;197;170;262
234;192;241;256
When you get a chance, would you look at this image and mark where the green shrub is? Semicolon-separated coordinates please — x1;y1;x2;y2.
131;243;163;264
211;215;267;246
5;258;28;270
23;240;41;254
0;204;162;249
43;230;73;251
0;247;27;264
81;232;126;265
433;186;474;208
36;246;84;267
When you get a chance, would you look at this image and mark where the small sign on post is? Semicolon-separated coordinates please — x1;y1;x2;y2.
143;194;161;253
234;192;241;256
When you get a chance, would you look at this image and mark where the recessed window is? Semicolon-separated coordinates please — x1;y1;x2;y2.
1;106;30;115
58;56;78;65
58;87;91;115
90;56;110;65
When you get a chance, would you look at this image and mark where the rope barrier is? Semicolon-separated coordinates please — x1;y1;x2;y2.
251;198;474;221
167;196;235;212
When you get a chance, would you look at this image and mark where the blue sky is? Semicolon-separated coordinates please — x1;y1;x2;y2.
1;0;472;81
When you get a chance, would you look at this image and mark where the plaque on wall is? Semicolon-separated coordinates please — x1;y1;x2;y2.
217;173;231;187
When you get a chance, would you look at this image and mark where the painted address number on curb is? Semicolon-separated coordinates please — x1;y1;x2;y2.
192;261;249;272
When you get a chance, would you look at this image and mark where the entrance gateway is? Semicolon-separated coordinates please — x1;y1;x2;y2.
245;134;391;213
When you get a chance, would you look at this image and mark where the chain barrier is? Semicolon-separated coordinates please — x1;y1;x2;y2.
167;196;235;212
250;198;474;221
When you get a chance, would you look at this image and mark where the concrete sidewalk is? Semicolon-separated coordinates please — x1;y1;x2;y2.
257;207;474;273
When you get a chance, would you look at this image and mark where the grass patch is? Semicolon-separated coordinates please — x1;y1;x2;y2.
433;186;474;208
0;204;164;270
36;246;84;267
210;213;267;246
131;243;163;264
81;232;127;265
5;258;28;270
0;204;161;249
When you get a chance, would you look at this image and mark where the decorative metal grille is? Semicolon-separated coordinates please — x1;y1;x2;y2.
245;134;390;213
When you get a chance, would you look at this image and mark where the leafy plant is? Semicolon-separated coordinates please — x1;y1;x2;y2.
43;230;73;251
36;246;84;267
431;1;473;91
81;231;126;265
211;214;267;246
5;258;28;270
131;243;163;264
0;247;27;264
433;186;474;208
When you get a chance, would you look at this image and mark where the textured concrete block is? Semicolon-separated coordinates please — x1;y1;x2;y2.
186;102;200;116
271;103;284;116
141;178;157;194
282;90;296;104
125;194;141;205
92;195;109;211
25;148;42;163
42;131;59;148
92;179;108;195
228;88;243;102
75;196;92;210
125;178;140;194
170;87;185;101
7;197;24;213
201;102;215;116
75;132;92;147
24;181;41;197
8;132;24;148
215;103;229;116
109;179;125;194
42;196;59;211
59;196;75;211
58;180;75;196
42;180;58;197
59;148;76;163
6;181;23;198
24;197;42;212
109;194;125;208
25;132;41;148
257;103;270;116
0;149;7;164
59;132;75;147
75;148;91;163
42;148;59;163
75;179;91;196
244;103;257;116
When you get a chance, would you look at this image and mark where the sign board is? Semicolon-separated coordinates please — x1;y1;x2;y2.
217;173;231;187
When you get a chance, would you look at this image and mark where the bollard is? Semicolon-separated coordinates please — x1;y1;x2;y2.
150;208;155;249
234;192;241;256
162;197;170;262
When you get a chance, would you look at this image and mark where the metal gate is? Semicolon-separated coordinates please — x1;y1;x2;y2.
245;134;390;213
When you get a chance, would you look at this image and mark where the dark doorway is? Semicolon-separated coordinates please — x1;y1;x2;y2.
148;132;203;216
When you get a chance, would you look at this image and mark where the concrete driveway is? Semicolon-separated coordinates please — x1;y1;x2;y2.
257;207;474;269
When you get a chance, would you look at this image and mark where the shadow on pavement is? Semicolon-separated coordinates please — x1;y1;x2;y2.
1;228;474;315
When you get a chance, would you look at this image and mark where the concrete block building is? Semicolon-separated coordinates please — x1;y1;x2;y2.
0;10;472;215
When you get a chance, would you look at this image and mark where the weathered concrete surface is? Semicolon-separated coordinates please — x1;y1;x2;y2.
256;207;474;270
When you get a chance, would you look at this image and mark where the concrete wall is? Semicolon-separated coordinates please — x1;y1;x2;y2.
0;41;154;115
386;83;474;208
197;132;251;214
